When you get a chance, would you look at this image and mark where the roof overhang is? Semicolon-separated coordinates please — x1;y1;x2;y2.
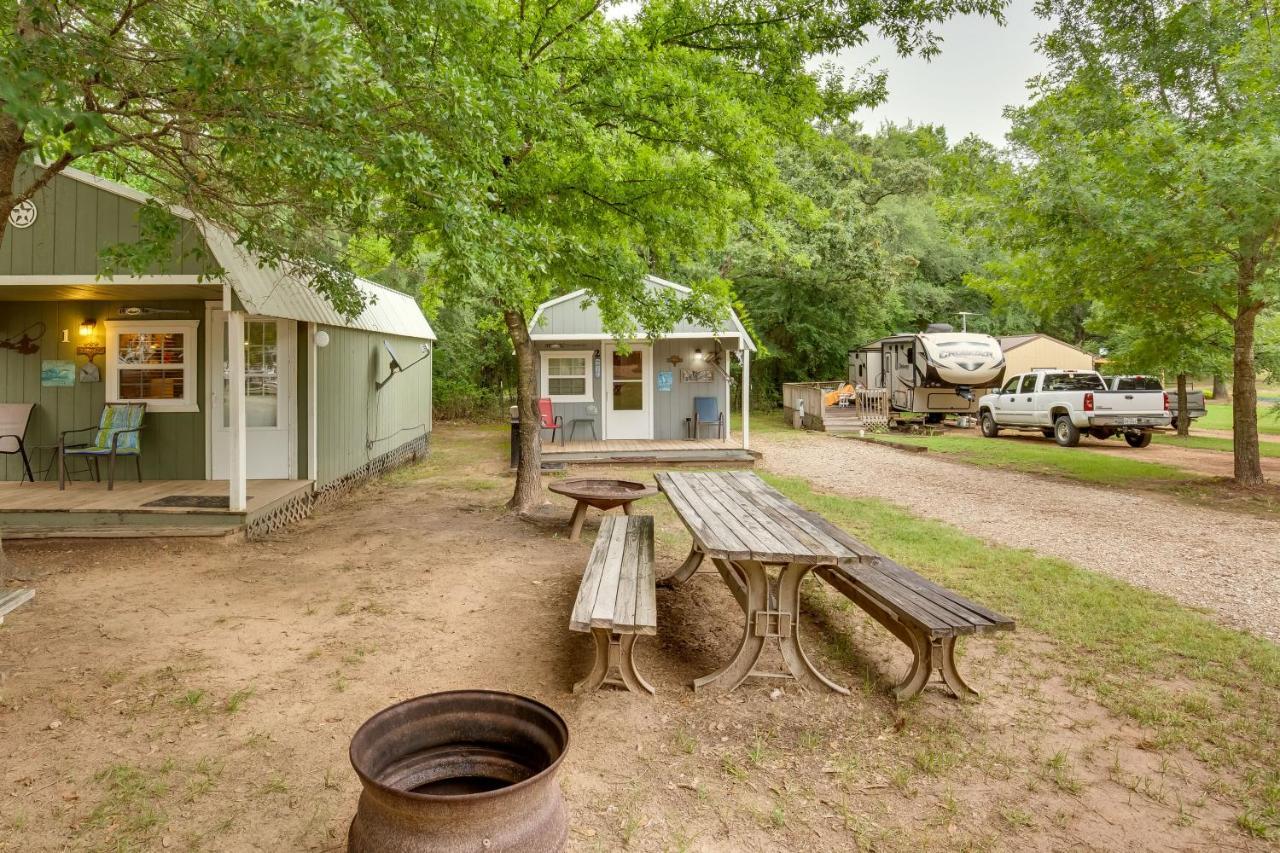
0;275;222;301
529;275;756;352
46;166;435;341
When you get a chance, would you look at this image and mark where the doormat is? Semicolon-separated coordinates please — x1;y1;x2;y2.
142;495;251;509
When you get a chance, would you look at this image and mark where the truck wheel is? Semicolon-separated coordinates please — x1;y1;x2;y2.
980;412;1000;437
1054;415;1081;447
1041;428;1054;438
1124;430;1153;448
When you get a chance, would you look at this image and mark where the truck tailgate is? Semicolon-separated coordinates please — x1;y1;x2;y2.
1092;390;1167;424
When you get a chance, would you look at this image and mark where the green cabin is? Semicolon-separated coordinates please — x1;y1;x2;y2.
1;167;433;538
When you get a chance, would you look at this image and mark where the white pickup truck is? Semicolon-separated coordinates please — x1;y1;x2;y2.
977;369;1170;448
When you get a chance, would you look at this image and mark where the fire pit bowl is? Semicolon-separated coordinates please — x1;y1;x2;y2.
348;690;569;853
548;478;658;541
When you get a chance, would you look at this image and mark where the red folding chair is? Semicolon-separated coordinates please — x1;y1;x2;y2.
537;398;563;445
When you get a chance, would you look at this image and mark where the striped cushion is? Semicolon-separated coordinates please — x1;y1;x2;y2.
76;403;145;454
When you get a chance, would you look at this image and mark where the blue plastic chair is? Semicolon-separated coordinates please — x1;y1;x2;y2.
688;396;724;440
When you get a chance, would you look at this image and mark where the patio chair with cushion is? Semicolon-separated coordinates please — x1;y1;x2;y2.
537;397;564;446
0;403;36;482
686;396;725;440
58;403;146;491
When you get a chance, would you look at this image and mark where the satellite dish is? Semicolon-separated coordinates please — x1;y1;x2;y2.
383;340;403;374
376;339;430;390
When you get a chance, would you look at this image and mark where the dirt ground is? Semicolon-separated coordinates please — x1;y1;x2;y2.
0;424;1274;852
757;430;1280;641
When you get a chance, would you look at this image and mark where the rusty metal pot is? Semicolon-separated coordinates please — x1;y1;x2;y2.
348;690;569;853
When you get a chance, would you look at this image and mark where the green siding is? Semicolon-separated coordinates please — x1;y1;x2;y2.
2;167;214;277
314;327;431;487
0;300;207;481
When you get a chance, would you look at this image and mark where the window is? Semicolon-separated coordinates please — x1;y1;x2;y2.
540;350;593;403
106;320;200;412
1000;377;1020;395
1115;376;1162;391
1043;372;1105;392
1019;374;1039;394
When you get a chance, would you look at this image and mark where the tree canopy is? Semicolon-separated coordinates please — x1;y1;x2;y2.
974;0;1280;483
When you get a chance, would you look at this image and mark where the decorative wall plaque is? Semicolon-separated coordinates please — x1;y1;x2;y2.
8;199;37;229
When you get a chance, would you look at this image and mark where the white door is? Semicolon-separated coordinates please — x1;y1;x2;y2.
209;312;296;479
603;343;652;439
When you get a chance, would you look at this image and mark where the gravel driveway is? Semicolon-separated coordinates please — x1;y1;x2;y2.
757;432;1280;642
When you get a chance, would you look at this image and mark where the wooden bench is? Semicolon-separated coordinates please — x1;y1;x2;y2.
0;588;35;625
816;556;1014;700
569;515;656;695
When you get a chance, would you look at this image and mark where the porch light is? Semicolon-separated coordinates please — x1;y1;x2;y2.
694;348;703;362
315;330;331;348
79;318;97;337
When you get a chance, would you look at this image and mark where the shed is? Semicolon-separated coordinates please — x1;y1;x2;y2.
1;165;434;537
998;334;1095;376
528;277;755;463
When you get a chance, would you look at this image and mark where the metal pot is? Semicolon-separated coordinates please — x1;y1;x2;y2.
348;690;569;853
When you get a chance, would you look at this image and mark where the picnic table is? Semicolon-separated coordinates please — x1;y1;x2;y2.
655;470;1014;699
655;470;876;694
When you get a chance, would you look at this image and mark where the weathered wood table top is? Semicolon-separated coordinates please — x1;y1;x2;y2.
654;471;876;568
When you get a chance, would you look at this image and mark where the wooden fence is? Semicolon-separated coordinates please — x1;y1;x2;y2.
782;383;891;431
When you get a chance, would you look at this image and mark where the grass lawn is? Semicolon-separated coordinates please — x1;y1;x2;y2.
867;433;1200;487
1155;433;1280;458
1198;403;1280;435
762;473;1280;838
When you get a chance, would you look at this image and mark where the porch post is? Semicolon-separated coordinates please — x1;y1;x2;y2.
227;309;248;511
741;347;750;451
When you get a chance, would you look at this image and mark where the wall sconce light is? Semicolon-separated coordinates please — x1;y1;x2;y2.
79;318;97;337
694;347;703;362
315;330;331;348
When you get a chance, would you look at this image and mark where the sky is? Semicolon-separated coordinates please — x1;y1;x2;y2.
828;2;1052;145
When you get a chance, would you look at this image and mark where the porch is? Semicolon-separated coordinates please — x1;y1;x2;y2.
540;437;755;465
0;478;313;539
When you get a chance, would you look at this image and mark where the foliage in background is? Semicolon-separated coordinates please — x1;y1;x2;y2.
0;0;444;314
348;0;1007;511
974;0;1280;484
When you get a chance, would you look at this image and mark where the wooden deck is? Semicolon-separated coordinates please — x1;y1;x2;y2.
541;438;755;466
0;479;313;539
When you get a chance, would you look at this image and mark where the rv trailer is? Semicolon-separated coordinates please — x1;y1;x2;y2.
849;324;1007;421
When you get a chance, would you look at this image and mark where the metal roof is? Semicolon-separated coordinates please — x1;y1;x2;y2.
529;275;756;351
56;165;435;341
998;333;1085;354
200;226;435;340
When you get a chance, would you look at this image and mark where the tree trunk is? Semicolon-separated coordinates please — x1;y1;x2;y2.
1212;373;1230;403
1230;305;1263;486
504;309;546;514
1176;372;1190;437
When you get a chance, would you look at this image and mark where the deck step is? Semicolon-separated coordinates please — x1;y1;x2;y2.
2;525;243;540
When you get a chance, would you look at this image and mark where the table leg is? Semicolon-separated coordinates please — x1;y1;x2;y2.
693;560;769;694
777;563;849;694
694;560;849;695
659;544;704;588
568;501;589;541
622;502;633;516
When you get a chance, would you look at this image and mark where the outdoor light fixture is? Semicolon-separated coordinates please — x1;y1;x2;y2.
694;348;703;362
315;330;331;348
79;318;97;337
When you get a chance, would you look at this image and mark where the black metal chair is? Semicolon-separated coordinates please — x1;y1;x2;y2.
58;403;145;491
